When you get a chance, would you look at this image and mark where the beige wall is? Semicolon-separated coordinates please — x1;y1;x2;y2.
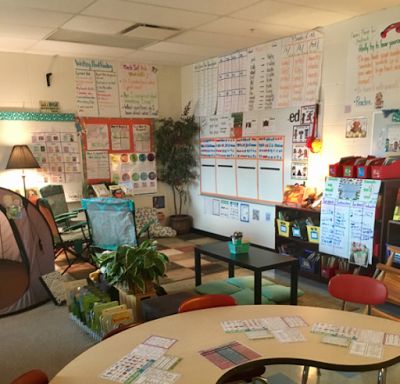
0;52;182;215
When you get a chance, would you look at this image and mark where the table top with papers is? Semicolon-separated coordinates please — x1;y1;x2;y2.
50;305;400;384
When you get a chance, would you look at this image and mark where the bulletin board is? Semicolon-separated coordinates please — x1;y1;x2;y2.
199;105;316;203
81;117;157;195
0;112;83;202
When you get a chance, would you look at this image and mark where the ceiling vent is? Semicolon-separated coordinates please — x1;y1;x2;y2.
120;23;180;40
46;29;155;49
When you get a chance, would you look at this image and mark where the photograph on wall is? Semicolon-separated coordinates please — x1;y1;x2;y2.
292;144;309;161
292;125;311;143
291;161;308;180
386;126;400;152
345;117;367;138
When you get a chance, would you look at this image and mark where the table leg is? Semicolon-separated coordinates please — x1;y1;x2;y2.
194;249;202;286
254;272;262;305
290;261;298;305
377;368;386;384
228;263;234;278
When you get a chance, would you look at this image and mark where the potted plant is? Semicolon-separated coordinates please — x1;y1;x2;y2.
93;240;169;294
155;102;200;234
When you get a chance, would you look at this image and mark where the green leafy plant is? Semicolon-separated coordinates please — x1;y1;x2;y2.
155;102;199;216
94;240;169;293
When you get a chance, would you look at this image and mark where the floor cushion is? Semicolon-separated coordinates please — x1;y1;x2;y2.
262;285;304;303
230;288;276;305
195;280;242;295
226;276;275;289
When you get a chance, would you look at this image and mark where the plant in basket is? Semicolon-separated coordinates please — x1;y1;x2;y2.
93;240;169;294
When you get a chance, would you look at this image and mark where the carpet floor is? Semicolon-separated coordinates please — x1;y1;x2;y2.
1;233;354;383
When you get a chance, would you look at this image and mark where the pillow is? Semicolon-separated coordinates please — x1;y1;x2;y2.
226;276;275;289
261;285;304;303
195;280;242;295
230;288;276;305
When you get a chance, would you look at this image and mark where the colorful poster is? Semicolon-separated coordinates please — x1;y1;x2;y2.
110;152;157;194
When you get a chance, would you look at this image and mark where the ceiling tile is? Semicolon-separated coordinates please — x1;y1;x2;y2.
0;24;53;40
62;16;132;35
0;37;37;51
168;30;265;50
124;26;179;40
128;0;260;15
126;50;200;65
231;1;349;29
83;0;218;29
29;40;136;58
0;5;72;28
0;0;94;13
280;0;400;16
198;17;301;39
144;41;223;57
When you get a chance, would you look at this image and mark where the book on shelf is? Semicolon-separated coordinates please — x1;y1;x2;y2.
92;183;111;197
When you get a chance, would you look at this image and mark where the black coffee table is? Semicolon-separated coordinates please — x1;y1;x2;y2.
194;241;298;305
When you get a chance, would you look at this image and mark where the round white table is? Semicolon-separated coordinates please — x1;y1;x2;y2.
50;305;400;384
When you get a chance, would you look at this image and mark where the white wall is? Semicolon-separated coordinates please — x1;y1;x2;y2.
181;5;400;248
0;52;182;215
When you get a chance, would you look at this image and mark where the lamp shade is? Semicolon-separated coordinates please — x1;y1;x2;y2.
6;145;40;170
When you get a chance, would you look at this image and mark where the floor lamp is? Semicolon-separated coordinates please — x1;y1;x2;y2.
6;145;40;197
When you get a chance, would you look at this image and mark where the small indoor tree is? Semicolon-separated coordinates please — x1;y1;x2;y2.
155;102;199;234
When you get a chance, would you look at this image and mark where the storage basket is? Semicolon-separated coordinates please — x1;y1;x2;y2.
228;241;249;254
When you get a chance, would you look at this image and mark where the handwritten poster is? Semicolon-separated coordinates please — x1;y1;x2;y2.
86;124;110;150
74;59;158;118
193;58;218;116
85;151;111;181
74;58;120;117
319;177;381;265
133;124;151;152
346;21;400;112
276;31;323;108
371;110;400;156
119;63;158;117
111;124;130;151
217;50;248;114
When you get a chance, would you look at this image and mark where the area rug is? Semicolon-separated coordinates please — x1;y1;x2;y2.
55;233;356;311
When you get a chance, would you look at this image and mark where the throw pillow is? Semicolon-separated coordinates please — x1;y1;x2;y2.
261;285;304;303
226;275;275;289
230;288;276;305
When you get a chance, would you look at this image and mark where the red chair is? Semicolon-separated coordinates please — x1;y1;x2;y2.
178;294;268;383
303;274;388;384
178;294;236;313
11;369;48;384
328;274;388;314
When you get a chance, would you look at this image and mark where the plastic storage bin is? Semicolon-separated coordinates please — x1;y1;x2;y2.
277;219;291;237
228;241;250;254
306;225;320;243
